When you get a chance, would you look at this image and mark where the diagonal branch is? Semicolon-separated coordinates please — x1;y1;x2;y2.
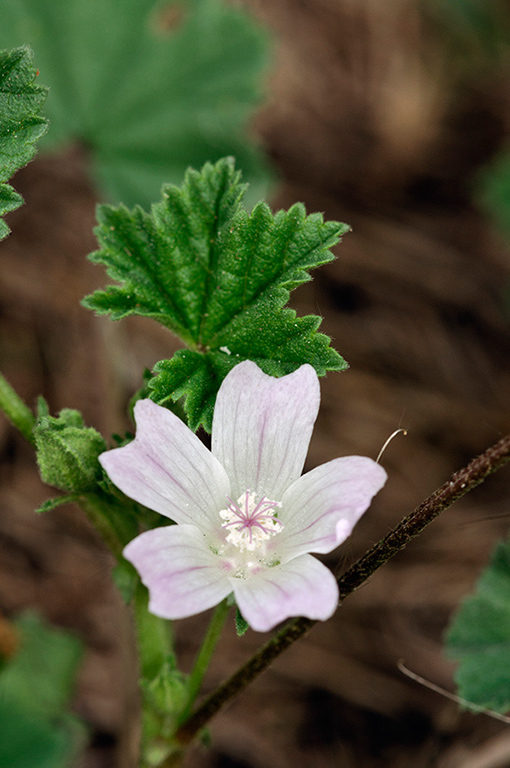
176;433;510;746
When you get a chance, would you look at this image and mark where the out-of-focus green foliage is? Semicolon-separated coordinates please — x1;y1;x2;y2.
84;158;349;431
446;537;510;713
478;153;510;245
423;1;510;281
0;46;47;239
0;0;272;209
0;614;85;768
425;0;510;63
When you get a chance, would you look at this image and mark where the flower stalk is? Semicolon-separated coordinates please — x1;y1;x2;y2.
177;598;230;726
134;584;174;680
174;433;510;746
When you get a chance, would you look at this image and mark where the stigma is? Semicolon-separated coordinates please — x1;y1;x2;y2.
219;490;283;552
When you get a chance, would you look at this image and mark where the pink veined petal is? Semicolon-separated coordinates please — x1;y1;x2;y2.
275;456;387;562
232;554;339;632
211;361;320;501
123;525;232;620
100;399;230;532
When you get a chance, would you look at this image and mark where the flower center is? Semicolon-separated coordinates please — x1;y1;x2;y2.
219;490;283;552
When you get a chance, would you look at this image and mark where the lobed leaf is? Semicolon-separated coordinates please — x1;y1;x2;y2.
85;158;245;344
84;158;349;431
0;46;47;239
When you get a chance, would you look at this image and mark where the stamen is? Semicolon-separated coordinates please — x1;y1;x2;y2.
219;490;283;552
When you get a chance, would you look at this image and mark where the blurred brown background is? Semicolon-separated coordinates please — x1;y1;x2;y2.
1;0;510;766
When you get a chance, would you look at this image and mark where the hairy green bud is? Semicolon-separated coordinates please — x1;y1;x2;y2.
143;660;188;719
34;407;106;493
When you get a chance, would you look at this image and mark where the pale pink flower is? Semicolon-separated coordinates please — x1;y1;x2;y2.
100;362;387;632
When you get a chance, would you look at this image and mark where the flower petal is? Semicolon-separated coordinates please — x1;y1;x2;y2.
124;525;232;620
232;554;338;632
100;400;230;532
276;456;387;561
212;361;320;501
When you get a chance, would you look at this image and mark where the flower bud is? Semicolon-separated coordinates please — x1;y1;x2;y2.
34;408;106;493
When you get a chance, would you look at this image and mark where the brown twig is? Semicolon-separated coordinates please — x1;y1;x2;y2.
175;433;510;746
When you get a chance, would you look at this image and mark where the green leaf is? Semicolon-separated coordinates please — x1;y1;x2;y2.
34;407;106;493
0;614;83;719
35;495;80;514
0;614;84;768
445;536;510;712
0;0;271;209
425;0;510;64
0;700;77;768
85;158;349;430
0;46;47;239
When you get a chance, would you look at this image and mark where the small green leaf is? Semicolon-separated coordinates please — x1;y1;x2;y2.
35;495;80;514
85;157;349;431
0;46;47;239
445;537;510;713
235;608;249;637
34;408;106;493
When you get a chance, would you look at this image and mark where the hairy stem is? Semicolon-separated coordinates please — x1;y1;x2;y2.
175;433;510;745
79;492;126;559
0;372;35;444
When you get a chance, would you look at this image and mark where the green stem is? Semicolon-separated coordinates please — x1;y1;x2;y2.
134;583;174;680
0;372;35;443
79;492;126;559
175;432;510;746
177;598;230;726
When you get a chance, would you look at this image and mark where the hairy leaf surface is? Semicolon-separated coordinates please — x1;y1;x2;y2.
85;158;349;430
0;46;47;239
